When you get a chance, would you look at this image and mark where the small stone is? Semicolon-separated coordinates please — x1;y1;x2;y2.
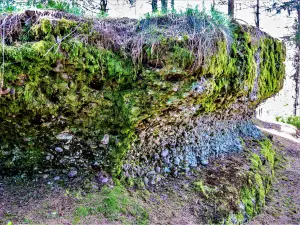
125;171;130;177
10;88;15;95
150;177;156;185
55;147;63;153
68;169;78;178
155;167;161;173
200;158;209;166
148;171;156;176
123;164;130;171
190;161;197;167
184;167;190;172
90;144;97;149
154;153;160;160
56;133;73;141
164;157;170;164
101;177;109;184
61;73;69;80
54;176;60;181
156;176;162;183
144;177;149;185
174;157;180;165
101;134;110;145
161;149;169;158
63;145;70;150
46;155;51;161
164;167;171;173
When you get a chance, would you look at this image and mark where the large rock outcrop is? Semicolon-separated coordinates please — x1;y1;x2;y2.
0;10;285;184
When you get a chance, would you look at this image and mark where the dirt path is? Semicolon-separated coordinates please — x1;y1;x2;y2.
248;122;300;225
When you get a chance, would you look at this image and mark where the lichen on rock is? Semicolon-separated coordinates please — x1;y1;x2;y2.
0;10;285;186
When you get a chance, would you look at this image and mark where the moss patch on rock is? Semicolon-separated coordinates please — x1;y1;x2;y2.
0;10;285;183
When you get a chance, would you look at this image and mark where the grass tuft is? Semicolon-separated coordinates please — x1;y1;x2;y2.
73;186;149;224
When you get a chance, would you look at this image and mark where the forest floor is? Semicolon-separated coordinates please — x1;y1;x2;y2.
0;120;300;225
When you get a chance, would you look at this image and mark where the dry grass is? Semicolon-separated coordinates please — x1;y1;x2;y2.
0;8;236;69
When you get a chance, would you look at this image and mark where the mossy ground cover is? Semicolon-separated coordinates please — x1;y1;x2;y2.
1;183;149;225
0;9;286;182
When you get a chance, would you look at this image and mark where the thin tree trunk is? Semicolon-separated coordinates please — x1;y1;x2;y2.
294;6;300;115
161;0;168;13
100;0;108;13
255;0;260;28
228;0;234;18
152;0;158;13
171;0;175;12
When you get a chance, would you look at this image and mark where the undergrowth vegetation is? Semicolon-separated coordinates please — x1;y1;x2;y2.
276;115;300;129
72;186;149;224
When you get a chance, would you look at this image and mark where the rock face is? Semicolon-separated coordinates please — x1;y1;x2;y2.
124;114;262;183
0;10;285;182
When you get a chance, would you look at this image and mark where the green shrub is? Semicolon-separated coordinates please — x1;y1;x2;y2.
276;116;300;129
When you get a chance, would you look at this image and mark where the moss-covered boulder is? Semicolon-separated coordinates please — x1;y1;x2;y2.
0;10;285;183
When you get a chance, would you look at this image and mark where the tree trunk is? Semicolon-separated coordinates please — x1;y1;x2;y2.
171;0;175;12
228;0;235;18
128;0;136;6
161;0;168;13
100;0;108;13
152;0;158;13
213;0;216;8
255;0;260;28
294;6;300;115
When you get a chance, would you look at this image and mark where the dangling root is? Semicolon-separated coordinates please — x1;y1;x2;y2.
0;87;10;95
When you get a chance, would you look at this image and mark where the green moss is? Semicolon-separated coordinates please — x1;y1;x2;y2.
258;38;286;100
238;139;277;222
74;206;90;217
73;186;149;224
219;139;279;224
168;45;195;69
202;41;238;77
193;180;209;198
250;153;262;170
260;139;276;170
0;17;286;180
